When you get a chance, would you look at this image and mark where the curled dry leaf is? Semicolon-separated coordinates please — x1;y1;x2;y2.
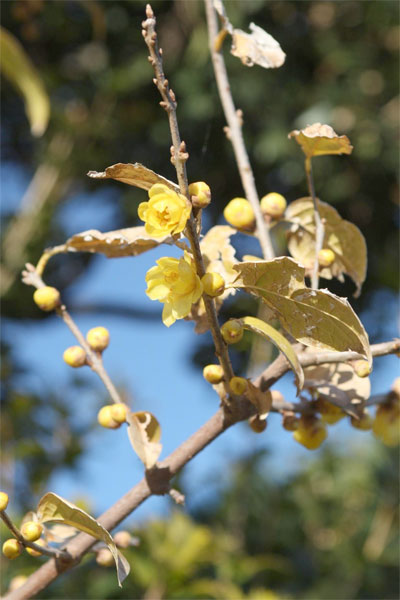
87;162;179;192
304;362;371;415
190;226;238;333
231;24;286;68
288;123;353;158
239;315;304;393
286;197;367;296
126;411;162;470
65;226;174;258
233;257;371;365
36;492;130;586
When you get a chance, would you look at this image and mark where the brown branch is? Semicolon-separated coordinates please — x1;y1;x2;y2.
204;0;275;261
141;4;235;388
4;337;398;600
21;263;123;405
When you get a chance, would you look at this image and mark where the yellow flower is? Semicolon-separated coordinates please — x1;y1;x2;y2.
145;252;203;327
138;183;191;237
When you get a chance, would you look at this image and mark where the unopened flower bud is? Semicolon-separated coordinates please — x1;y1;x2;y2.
318;249;335;267
33;286;61;312
249;415;267;433
2;539;23;559
26;538;46;557
293;415;327;450
63;346;87;368
203;364;224;384
0;491;9;512
282;413;299;431
229;376;248;395
86;327;110;352
96;548;114;567
223;198;255;232
352;360;371;378
350;409;373;431
114;531;132;548
110;403;128;424
21;521;43;542
201;272;225;297
260;193;287;219
188;181;211;208
97;406;121;429
221;320;243;345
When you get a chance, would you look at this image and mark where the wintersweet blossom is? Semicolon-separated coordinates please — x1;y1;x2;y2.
145;252;203;327
138;183;191;237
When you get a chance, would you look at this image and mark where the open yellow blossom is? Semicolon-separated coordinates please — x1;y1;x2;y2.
145;252;203;327
138;183;191;237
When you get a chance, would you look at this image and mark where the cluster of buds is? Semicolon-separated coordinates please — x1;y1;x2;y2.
223;192;287;233
63;326;110;369
1;493;47;561
97;403;128;430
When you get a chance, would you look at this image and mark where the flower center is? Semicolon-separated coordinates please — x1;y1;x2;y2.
156;207;171;227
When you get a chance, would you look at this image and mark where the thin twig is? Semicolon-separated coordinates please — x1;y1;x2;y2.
0;511;69;560
142;4;235;388
204;0;274;261
21;263;123;405
305;157;324;288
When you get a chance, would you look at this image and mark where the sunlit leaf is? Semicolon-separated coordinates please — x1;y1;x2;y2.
304;361;371;414
231;24;286;68
288;123;353;158
233;258;371;364
65;226;174;258
87;162;179;192
286;197;367;296
126;411;162;469
37;493;130;586
239;316;304;393
0;27;50;136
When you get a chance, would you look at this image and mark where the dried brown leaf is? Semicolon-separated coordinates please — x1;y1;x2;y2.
286;197;367;295
126;411;162;470
288;123;353;158
87;162;179;192
246;383;272;420
231;24;286;68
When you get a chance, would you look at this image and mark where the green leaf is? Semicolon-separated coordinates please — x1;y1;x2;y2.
239;316;304;393
286;197;367;296
37;493;130;586
126;411;162;469
233;258;371;365
0;27;50;137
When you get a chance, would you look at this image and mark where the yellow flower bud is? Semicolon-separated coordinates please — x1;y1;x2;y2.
0;491;9;512
282;413;299;431
188;181;211;208
315;398;345;425
220;320;243;345
86;327;110;352
293;416;327;450
201;272;225;297
373;403;400;446
249;415;267;433
318;249;335;267
110;403;128;424
97;406;121;429
96;548;114;567
21;521;43;542
138;183;191;237
203;364;224;384
223;198;255;231
63;346;87;368
352;359;371;378
260;192;287;219
2;538;23;559
33;286;61;312
229;376;248;395
9;575;28;591
26;538;46;557
350;410;373;431
114;531;132;548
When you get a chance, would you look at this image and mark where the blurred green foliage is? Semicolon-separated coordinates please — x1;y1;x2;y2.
2;446;398;599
